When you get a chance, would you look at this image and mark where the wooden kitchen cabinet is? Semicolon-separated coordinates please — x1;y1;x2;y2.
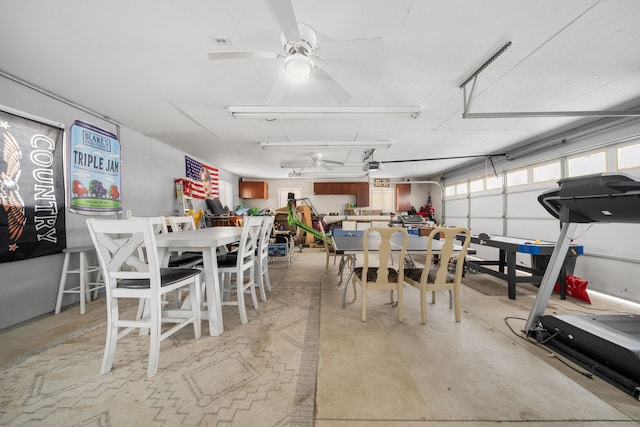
314;181;370;206
396;183;411;211
356;182;370;207
314;182;344;194
239;180;268;199
341;182;357;195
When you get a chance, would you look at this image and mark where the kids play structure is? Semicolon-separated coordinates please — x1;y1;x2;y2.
285;196;330;247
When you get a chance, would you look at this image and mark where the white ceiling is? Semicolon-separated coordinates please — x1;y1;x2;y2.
1;0;639;180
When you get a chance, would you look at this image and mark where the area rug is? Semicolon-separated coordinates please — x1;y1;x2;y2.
0;281;320;427
462;273;539;296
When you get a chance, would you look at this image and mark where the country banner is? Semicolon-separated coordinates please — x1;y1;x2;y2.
184;156;219;200
0;109;66;263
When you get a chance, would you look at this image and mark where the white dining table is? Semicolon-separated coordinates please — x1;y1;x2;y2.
155;226;242;336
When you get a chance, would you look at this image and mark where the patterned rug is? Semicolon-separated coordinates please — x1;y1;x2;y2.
0;281;320;426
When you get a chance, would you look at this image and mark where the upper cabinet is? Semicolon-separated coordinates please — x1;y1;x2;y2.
395;183;411;211
313;182;344;195
239;180;268;199
356;182;370;207
313;181;370;207
342;182;358;195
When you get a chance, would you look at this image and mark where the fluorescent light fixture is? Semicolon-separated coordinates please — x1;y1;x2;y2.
229;106;421;119
288;171;368;178
260;140;392;150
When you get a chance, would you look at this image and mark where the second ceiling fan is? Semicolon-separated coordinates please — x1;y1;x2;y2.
207;0;383;103
281;152;344;170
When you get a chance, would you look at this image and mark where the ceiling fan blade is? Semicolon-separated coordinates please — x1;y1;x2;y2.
268;0;301;42
266;72;293;104
207;51;279;60
323;160;344;165
316;37;384;61
312;67;350;104
281;162;310;169
320;163;333;170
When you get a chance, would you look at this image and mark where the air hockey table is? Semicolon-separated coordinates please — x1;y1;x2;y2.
460;233;583;300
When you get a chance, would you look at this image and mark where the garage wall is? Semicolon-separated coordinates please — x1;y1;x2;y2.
442;118;640;302
0;75;239;330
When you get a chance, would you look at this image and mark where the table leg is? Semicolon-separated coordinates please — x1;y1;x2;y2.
507;251;516;300
559;264;567;300
342;270;355;309
202;248;224;336
499;249;506;274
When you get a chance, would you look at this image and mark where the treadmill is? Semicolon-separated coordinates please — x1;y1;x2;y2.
524;173;640;397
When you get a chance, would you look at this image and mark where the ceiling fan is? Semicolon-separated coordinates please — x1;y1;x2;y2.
207;0;383;103
281;152;344;170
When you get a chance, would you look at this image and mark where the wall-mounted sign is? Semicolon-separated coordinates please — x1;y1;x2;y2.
374;178;390;187
69;120;121;215
0;108;66;262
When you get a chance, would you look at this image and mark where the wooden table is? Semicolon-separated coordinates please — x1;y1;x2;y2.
155;226;242;336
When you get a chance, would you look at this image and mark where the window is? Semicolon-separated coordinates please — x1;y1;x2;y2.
456;182;468;195
506;169;528;187
617;142;640;170
469;178;484;193
218;180;233;210
485;175;503;190
445;185;455;196
533;161;561;183
568;151;606;177
370;188;394;211
279;188;301;209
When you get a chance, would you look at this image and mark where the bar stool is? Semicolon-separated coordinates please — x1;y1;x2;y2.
55;245;104;314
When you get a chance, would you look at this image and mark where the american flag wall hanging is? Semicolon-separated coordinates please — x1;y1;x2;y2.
184;156;219;199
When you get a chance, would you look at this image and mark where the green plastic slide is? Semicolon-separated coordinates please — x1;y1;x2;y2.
286;200;331;245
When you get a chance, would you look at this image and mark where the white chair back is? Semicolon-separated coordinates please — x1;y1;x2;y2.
87;217;201;377
256;216;275;299
218;215;263;324
169;215;197;232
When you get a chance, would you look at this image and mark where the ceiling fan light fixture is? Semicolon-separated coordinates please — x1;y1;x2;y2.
283;53;313;81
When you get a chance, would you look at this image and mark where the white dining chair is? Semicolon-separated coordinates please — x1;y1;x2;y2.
255;215;275;301
216;215;262;324
87;217;202;377
168;215;197;232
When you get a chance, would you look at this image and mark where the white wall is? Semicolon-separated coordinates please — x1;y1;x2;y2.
0;76;239;329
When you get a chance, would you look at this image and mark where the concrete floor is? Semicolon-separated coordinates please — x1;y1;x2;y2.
2;248;640;425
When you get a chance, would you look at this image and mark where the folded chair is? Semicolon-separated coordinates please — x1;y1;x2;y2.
403;227;471;324
217;215;262;324
87;217;202;377
350;227;409;322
